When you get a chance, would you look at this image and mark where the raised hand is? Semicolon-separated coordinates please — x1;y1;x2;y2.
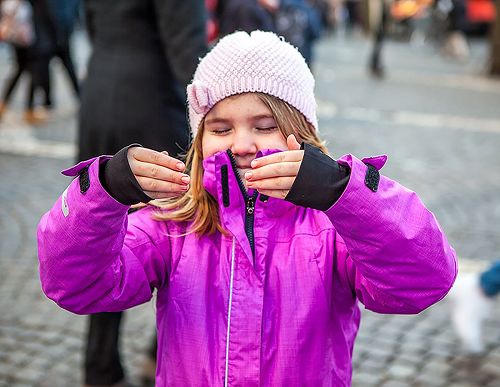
127;147;190;200
245;134;303;199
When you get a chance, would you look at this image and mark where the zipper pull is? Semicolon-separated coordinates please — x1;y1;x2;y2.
246;197;255;215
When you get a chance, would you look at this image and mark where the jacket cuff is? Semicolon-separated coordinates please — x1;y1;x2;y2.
285;143;350;210
100;144;153;205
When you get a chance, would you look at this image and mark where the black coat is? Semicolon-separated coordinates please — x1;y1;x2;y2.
78;0;207;161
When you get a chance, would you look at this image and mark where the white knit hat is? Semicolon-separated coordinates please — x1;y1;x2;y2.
187;30;317;137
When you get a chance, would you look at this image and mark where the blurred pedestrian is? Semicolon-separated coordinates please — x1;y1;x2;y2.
45;0;81;107
369;0;389;77
26;0;57;121
275;0;326;66
217;0;276;36
344;0;363;34
441;0;469;60
206;0;220;44
0;0;33;120
0;0;54;124
77;1;207;386
0;40;31;121
320;0;338;34
450;261;499;354
369;0;433;77
217;0;325;67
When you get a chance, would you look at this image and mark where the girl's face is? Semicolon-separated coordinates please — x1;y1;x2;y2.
202;93;288;177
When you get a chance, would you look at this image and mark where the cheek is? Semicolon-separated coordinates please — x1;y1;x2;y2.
260;133;288;151
202;136;231;159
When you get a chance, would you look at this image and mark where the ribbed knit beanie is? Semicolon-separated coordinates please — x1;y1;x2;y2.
187;30;317;138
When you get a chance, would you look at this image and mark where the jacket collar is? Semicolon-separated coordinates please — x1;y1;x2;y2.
202;149;297;266
202;149;296;219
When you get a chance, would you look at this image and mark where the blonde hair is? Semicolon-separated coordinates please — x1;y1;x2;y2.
151;93;327;235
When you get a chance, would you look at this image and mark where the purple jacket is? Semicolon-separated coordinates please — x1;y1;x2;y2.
38;150;457;386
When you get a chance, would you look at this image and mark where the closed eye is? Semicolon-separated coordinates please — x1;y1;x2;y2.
256;126;278;132
209;128;231;135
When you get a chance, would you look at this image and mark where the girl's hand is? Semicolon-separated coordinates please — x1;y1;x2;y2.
127;147;190;199
245;134;303;199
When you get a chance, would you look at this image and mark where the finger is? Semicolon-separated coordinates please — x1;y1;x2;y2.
287;134;301;151
246;176;296;191
253;188;290;200
143;191;185;200
244;161;300;181
129;147;185;171
136;176;189;194
131;160;190;185
250;150;304;168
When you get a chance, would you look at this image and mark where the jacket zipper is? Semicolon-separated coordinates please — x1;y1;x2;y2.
224;153;257;385
224;237;236;387
227;150;258;256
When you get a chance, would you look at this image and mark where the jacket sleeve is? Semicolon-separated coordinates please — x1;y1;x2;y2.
326;154;457;314
37;157;171;315
153;0;207;86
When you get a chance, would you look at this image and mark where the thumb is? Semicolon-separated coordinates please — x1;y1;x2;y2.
287;134;301;151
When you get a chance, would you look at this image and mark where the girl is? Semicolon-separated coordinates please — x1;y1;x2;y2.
38;31;457;386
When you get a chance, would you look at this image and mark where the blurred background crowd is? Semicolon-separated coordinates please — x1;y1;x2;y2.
1;0;499;126
1;1;499;125
0;1;499;386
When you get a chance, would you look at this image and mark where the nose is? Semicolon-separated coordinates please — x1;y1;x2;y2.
230;129;257;157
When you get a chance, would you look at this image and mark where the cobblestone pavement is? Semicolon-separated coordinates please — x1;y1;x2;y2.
1;32;500;387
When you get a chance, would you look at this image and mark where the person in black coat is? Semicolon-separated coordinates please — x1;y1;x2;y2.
78;0;206;161
78;1;207;386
